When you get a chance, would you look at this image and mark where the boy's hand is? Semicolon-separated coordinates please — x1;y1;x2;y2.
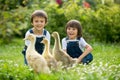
76;58;82;63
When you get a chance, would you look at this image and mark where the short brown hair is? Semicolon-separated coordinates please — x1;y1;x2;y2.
31;10;48;23
65;20;82;38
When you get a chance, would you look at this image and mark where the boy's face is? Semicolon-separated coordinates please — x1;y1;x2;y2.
67;27;78;40
31;16;46;31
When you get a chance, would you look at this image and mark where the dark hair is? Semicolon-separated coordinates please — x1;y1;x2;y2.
65;20;82;38
31;10;48;23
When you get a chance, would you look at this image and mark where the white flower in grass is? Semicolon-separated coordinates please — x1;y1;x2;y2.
104;63;109;67
71;63;77;68
80;76;86;80
29;67;33;71
0;60;4;63
91;65;97;71
99;61;103;67
14;63;19;67
66;67;71;70
8;60;13;64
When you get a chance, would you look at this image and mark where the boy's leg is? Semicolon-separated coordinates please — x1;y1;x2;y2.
24;55;28;65
22;46;28;65
81;53;93;64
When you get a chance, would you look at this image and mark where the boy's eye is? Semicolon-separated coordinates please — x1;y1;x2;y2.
35;20;38;22
40;21;44;23
34;20;44;23
67;27;76;31
72;28;76;30
67;27;72;30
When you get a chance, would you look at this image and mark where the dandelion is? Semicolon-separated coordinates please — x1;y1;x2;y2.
0;59;4;63
14;63;19;67
29;67;33;71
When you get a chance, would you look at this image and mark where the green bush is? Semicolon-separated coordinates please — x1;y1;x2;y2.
44;3;68;44
0;7;31;43
86;4;120;42
63;1;120;42
0;39;120;80
0;60;34;80
0;0;120;43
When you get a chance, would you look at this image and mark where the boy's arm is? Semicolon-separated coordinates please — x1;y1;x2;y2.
77;44;93;63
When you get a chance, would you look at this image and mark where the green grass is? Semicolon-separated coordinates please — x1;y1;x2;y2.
0;38;120;80
0;38;24;65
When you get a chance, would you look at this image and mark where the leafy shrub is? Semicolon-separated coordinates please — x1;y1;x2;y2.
0;7;31;43
63;1;120;42
0;38;120;80
87;4;120;42
0;0;120;43
0;60;34;80
44;3;68;44
0;59;120;80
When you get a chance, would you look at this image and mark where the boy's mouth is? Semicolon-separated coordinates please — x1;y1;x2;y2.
69;33;74;35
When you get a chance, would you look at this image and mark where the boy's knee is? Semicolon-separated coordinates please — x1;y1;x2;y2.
82;53;93;64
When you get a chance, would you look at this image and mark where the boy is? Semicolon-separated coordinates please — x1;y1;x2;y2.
62;20;93;64
22;10;50;64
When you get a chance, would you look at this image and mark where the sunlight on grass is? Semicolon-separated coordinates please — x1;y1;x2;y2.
0;38;120;80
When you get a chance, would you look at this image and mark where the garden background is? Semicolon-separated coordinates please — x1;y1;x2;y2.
0;0;120;80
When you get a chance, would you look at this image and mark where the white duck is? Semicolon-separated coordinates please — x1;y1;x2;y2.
41;37;58;70
51;31;77;67
24;34;50;74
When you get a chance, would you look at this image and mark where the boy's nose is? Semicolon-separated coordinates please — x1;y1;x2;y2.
69;30;73;32
38;22;42;24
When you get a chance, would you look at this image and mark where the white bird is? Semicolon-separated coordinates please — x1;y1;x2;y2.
24;34;50;74
51;31;77;67
41;37;58;71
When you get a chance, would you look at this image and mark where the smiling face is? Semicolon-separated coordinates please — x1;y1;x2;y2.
65;20;82;39
31;16;46;31
66;27;78;40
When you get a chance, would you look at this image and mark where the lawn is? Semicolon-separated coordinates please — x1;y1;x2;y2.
0;38;120;80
